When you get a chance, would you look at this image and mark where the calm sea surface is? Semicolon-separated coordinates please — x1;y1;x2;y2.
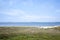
0;22;60;26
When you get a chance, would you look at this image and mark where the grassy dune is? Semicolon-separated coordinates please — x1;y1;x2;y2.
0;26;60;40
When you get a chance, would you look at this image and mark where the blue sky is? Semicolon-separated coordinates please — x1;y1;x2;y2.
0;0;60;22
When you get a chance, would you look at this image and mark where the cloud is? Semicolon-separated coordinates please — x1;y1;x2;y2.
0;9;25;16
3;0;34;7
0;0;60;22
0;8;56;22
21;0;33;6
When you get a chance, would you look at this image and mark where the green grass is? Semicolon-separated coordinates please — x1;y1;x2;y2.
1;33;60;40
0;27;60;40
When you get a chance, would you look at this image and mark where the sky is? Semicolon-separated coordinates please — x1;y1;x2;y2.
0;0;60;22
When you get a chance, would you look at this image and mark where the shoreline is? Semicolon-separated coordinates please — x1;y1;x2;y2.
0;26;60;28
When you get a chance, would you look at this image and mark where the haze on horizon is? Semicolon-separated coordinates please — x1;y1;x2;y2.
0;0;60;22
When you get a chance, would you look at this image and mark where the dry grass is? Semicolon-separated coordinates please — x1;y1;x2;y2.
0;26;60;40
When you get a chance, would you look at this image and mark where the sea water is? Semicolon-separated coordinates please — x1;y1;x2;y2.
0;22;60;26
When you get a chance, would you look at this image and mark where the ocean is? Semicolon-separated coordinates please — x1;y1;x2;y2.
0;22;60;26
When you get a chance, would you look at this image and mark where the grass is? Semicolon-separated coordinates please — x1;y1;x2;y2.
0;26;60;40
54;26;60;31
